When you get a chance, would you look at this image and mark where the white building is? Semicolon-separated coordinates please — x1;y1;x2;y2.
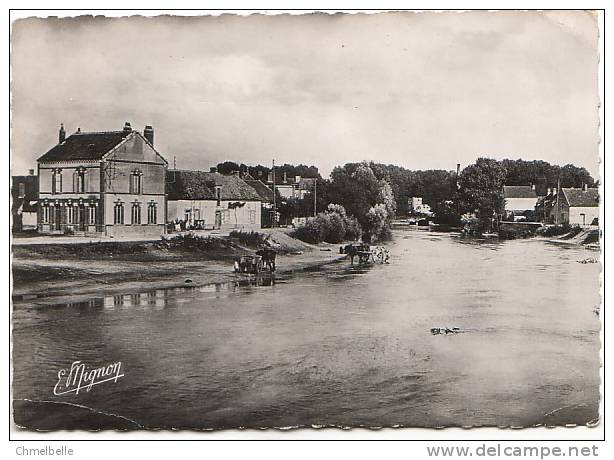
166;169;262;230
503;185;538;215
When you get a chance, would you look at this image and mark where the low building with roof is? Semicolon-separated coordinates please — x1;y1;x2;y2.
554;186;599;226
503;185;538;220
166;168;262;230
37;122;167;237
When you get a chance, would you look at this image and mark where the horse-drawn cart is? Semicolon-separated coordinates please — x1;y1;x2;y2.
233;255;263;274
340;243;390;265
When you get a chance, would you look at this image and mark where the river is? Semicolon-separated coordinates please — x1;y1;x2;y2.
12;230;601;430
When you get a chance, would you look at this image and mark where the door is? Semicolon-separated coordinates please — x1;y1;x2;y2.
53;207;62;231
78;206;86;231
214;211;222;229
580;213;586;226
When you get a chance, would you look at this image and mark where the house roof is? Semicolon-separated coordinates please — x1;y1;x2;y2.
244;179;275;202
166;170;216;200
166;170;262;201
562;188;599;207
503;185;537;199
38;131;132;163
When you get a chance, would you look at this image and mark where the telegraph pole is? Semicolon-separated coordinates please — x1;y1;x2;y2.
554;176;561;225
313;178;317;217
272;159;276;228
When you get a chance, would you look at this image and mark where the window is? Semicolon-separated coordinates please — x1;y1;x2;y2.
42;205;50;224
74;168;87;193
147;202;157;224
221;209;230;224
18;183;25;199
248;209;256;224
52;169;62;194
130;170;143;194
88;206;96;225
66;205;76;225
131;202;141;225
215;186;222;206
114;202;124;224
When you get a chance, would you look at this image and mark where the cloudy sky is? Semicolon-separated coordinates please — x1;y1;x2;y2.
11;11;599;178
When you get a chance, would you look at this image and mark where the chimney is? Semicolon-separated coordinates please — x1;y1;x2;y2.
210;167;217;173
59;123;66;143
268;171;273;183
123;121;132;133
283;170;287;183
583;183;588;191
456;163;461;175
143;125;154;145
547;188;551;195
28;169;34;176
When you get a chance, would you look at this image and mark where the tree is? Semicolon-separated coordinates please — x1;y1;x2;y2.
457;158;507;230
365;204;390;242
216;161;241;175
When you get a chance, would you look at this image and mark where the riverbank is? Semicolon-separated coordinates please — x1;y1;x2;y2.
11;230;347;307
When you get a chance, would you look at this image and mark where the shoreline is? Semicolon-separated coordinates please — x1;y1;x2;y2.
11;245;348;308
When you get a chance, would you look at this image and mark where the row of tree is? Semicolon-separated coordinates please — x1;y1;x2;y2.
217;158;596;238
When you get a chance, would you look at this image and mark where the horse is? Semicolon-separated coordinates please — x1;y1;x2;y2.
256;248;277;272
340;243;370;265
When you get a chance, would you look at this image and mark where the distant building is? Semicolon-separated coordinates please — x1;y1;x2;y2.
37;122;167;237
408;197;431;216
554;186;599;226
296;176;316;200
503;185;538;219
166;168;262;230
11;170;38;233
244;179;275;228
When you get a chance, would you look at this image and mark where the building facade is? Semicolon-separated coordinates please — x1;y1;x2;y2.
554;187;599;226
37;122;167;237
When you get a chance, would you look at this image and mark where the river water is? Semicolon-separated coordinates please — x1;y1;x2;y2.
12;230;601;429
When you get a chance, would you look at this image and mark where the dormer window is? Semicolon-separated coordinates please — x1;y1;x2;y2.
130;169;143;194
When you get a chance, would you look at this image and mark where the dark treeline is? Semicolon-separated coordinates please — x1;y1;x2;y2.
216;161;320;180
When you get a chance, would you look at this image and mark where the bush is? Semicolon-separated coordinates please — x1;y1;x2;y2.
537;224;572;237
364;204;390;243
228;230;267;247
156;233;226;251
291;204;362;244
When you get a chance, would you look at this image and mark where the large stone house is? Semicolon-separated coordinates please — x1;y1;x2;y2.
166;169;262;230
37;122;167;237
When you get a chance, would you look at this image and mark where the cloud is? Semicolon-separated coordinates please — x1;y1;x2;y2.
10;11;599;178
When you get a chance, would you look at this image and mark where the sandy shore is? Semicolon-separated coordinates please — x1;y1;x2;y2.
12;242;347;308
